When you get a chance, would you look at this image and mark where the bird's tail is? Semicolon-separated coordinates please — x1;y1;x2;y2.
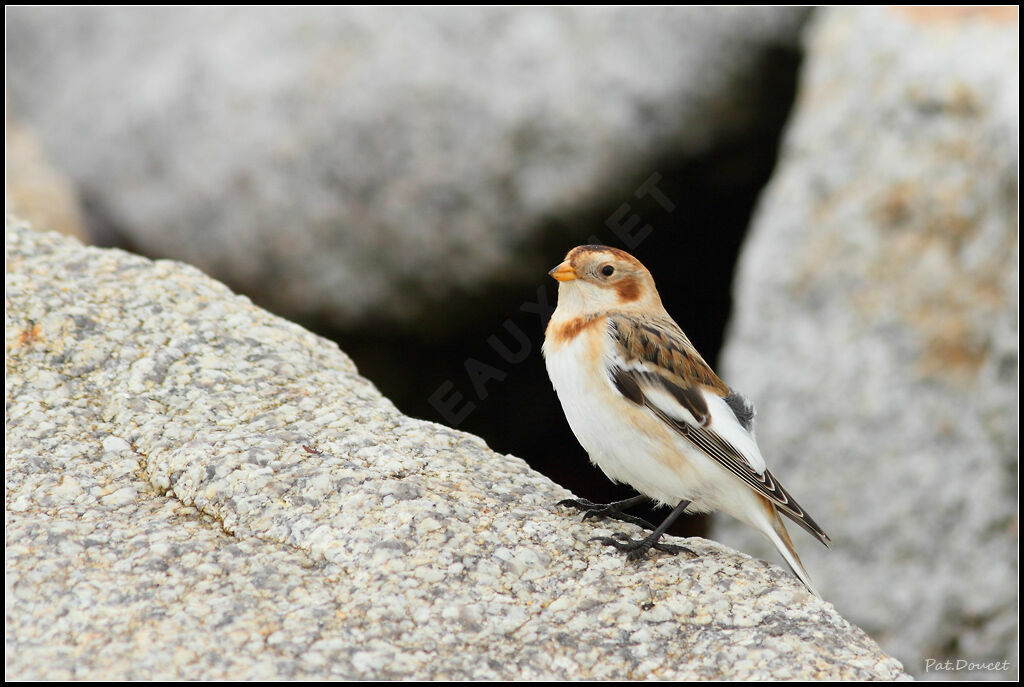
756;500;822;598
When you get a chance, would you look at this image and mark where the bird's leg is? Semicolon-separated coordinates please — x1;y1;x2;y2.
590;499;697;561
557;494;656;530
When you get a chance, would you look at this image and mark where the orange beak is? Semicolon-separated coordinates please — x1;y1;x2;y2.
548;261;577;282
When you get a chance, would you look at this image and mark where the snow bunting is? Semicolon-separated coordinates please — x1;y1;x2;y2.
542;245;830;597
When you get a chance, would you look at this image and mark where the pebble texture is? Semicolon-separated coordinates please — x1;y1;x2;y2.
717;7;1018;681
5;221;907;680
5;6;808;331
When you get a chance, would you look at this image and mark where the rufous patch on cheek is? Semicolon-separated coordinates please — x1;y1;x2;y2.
614;277;642;303
548;315;605;345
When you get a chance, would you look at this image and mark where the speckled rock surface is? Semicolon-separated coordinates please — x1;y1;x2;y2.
6;6;809;331
717;7;1018;681
5;221;907;680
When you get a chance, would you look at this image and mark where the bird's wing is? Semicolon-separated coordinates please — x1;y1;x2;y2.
606;313;831;546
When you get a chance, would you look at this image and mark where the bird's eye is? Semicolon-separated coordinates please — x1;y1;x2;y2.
601;265;615;277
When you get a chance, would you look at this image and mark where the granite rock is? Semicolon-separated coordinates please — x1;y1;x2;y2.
717;7;1018;681
5;220;907;680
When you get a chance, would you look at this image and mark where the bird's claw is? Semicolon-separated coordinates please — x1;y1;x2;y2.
589;534;697;561
558;497;596;509
557;498;657;530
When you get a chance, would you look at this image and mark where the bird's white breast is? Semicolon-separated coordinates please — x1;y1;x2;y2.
543;323;721;508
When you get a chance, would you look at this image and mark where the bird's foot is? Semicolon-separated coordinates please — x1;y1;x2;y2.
589;531;697;562
557;497;656;531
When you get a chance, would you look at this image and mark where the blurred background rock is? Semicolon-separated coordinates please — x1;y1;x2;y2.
5;113;88;242
718;7;1018;681
5;5;1017;680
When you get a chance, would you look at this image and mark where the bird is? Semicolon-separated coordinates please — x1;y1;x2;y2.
542;244;830;597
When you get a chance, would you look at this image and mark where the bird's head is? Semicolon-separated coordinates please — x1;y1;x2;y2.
548;245;663;313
